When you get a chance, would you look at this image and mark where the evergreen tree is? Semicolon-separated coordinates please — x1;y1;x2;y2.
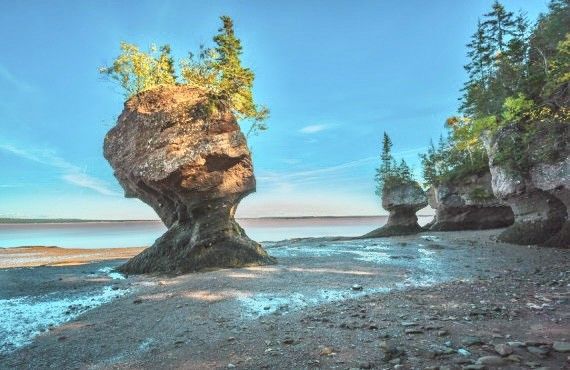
101;16;269;136
483;1;516;54
375;132;417;196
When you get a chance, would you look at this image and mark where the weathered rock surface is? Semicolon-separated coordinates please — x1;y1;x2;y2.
427;171;514;231
103;85;275;274
363;181;427;237
484;122;569;247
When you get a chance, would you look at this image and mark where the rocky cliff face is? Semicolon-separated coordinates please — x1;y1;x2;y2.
484;123;569;247
363;181;427;237
103;85;275;274
427;171;514;231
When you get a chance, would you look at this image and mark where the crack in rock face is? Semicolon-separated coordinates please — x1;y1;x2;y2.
103;85;275;274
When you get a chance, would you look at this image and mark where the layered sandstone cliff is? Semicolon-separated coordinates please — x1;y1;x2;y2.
427;171;514;231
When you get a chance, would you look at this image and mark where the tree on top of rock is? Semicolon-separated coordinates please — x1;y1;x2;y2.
100;16;268;136
375;132;414;197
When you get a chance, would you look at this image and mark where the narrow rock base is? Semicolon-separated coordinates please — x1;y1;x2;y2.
429;206;514;231
362;224;423;238
118;223;276;275
498;219;565;245
544;221;570;248
499;190;567;246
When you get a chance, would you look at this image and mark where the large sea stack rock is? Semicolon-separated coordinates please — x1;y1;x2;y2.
484;121;569;247
363;181;427;237
103;85;276;274
427;171;514;231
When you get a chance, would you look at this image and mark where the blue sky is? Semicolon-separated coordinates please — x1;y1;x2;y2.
0;1;548;219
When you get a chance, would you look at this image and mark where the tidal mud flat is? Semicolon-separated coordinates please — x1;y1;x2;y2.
1;229;569;369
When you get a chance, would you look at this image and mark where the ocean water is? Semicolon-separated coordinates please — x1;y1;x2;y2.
0;216;433;249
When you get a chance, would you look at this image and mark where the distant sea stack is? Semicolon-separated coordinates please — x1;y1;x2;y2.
103;85;275;274
363;181;427;238
483;84;569;248
426;171;514;231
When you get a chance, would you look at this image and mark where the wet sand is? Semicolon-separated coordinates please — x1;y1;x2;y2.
0;246;144;269
1;229;569;369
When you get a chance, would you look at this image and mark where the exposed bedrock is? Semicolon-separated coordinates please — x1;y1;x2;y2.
363;181;427;238
427;171;514;231
103;85;275;274
484;122;569;247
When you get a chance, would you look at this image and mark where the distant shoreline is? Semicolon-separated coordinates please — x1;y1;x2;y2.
0;215;434;225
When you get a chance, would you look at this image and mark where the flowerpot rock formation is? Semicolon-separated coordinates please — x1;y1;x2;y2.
363;181;428;237
427;171;514;231
103;85;276;274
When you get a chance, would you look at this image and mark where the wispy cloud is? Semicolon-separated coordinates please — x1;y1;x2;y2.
0;143;119;196
299;124;329;134
0;64;36;93
257;146;427;193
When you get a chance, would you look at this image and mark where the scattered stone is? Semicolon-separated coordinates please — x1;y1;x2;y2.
227;364;236;369
477;355;507;366
457;348;471;357
404;328;424;334
553;341;570;353
507;341;526;348
527;346;549;357
320;347;334;356
506;354;522;363
401;321;418;327
282;338;295;345
462;336;483;346
463;365;485;370
453;356;472;364
133;299;143;304
358;361;374;369
437;330;449;337
494;343;513;356
351;284;363;291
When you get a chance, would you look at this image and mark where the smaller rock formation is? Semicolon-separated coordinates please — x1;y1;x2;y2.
104;85;276;274
427;171;514;231
363;181;427;237
484;121;569;247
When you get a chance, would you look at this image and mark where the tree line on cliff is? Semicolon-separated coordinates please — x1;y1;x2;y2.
420;0;569;187
100;16;268;136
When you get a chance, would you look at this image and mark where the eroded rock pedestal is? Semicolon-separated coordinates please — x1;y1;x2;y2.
427;171;514;231
103;85;275;274
485;123;569;247
363;181;427;237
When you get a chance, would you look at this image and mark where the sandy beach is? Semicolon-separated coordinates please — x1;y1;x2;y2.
1;229;569;369
0;247;144;269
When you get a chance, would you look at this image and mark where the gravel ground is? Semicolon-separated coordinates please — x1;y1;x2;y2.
1;229;569;369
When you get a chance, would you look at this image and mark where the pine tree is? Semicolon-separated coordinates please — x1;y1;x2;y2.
465;19;492;82
375;132;393;196
483;1;516;54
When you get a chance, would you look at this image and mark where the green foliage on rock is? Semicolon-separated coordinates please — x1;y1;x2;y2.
100;16;268;136
420;0;570;187
375;132;414;197
99;43;177;98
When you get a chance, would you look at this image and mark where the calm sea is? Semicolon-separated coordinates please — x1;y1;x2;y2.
0;216;433;249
